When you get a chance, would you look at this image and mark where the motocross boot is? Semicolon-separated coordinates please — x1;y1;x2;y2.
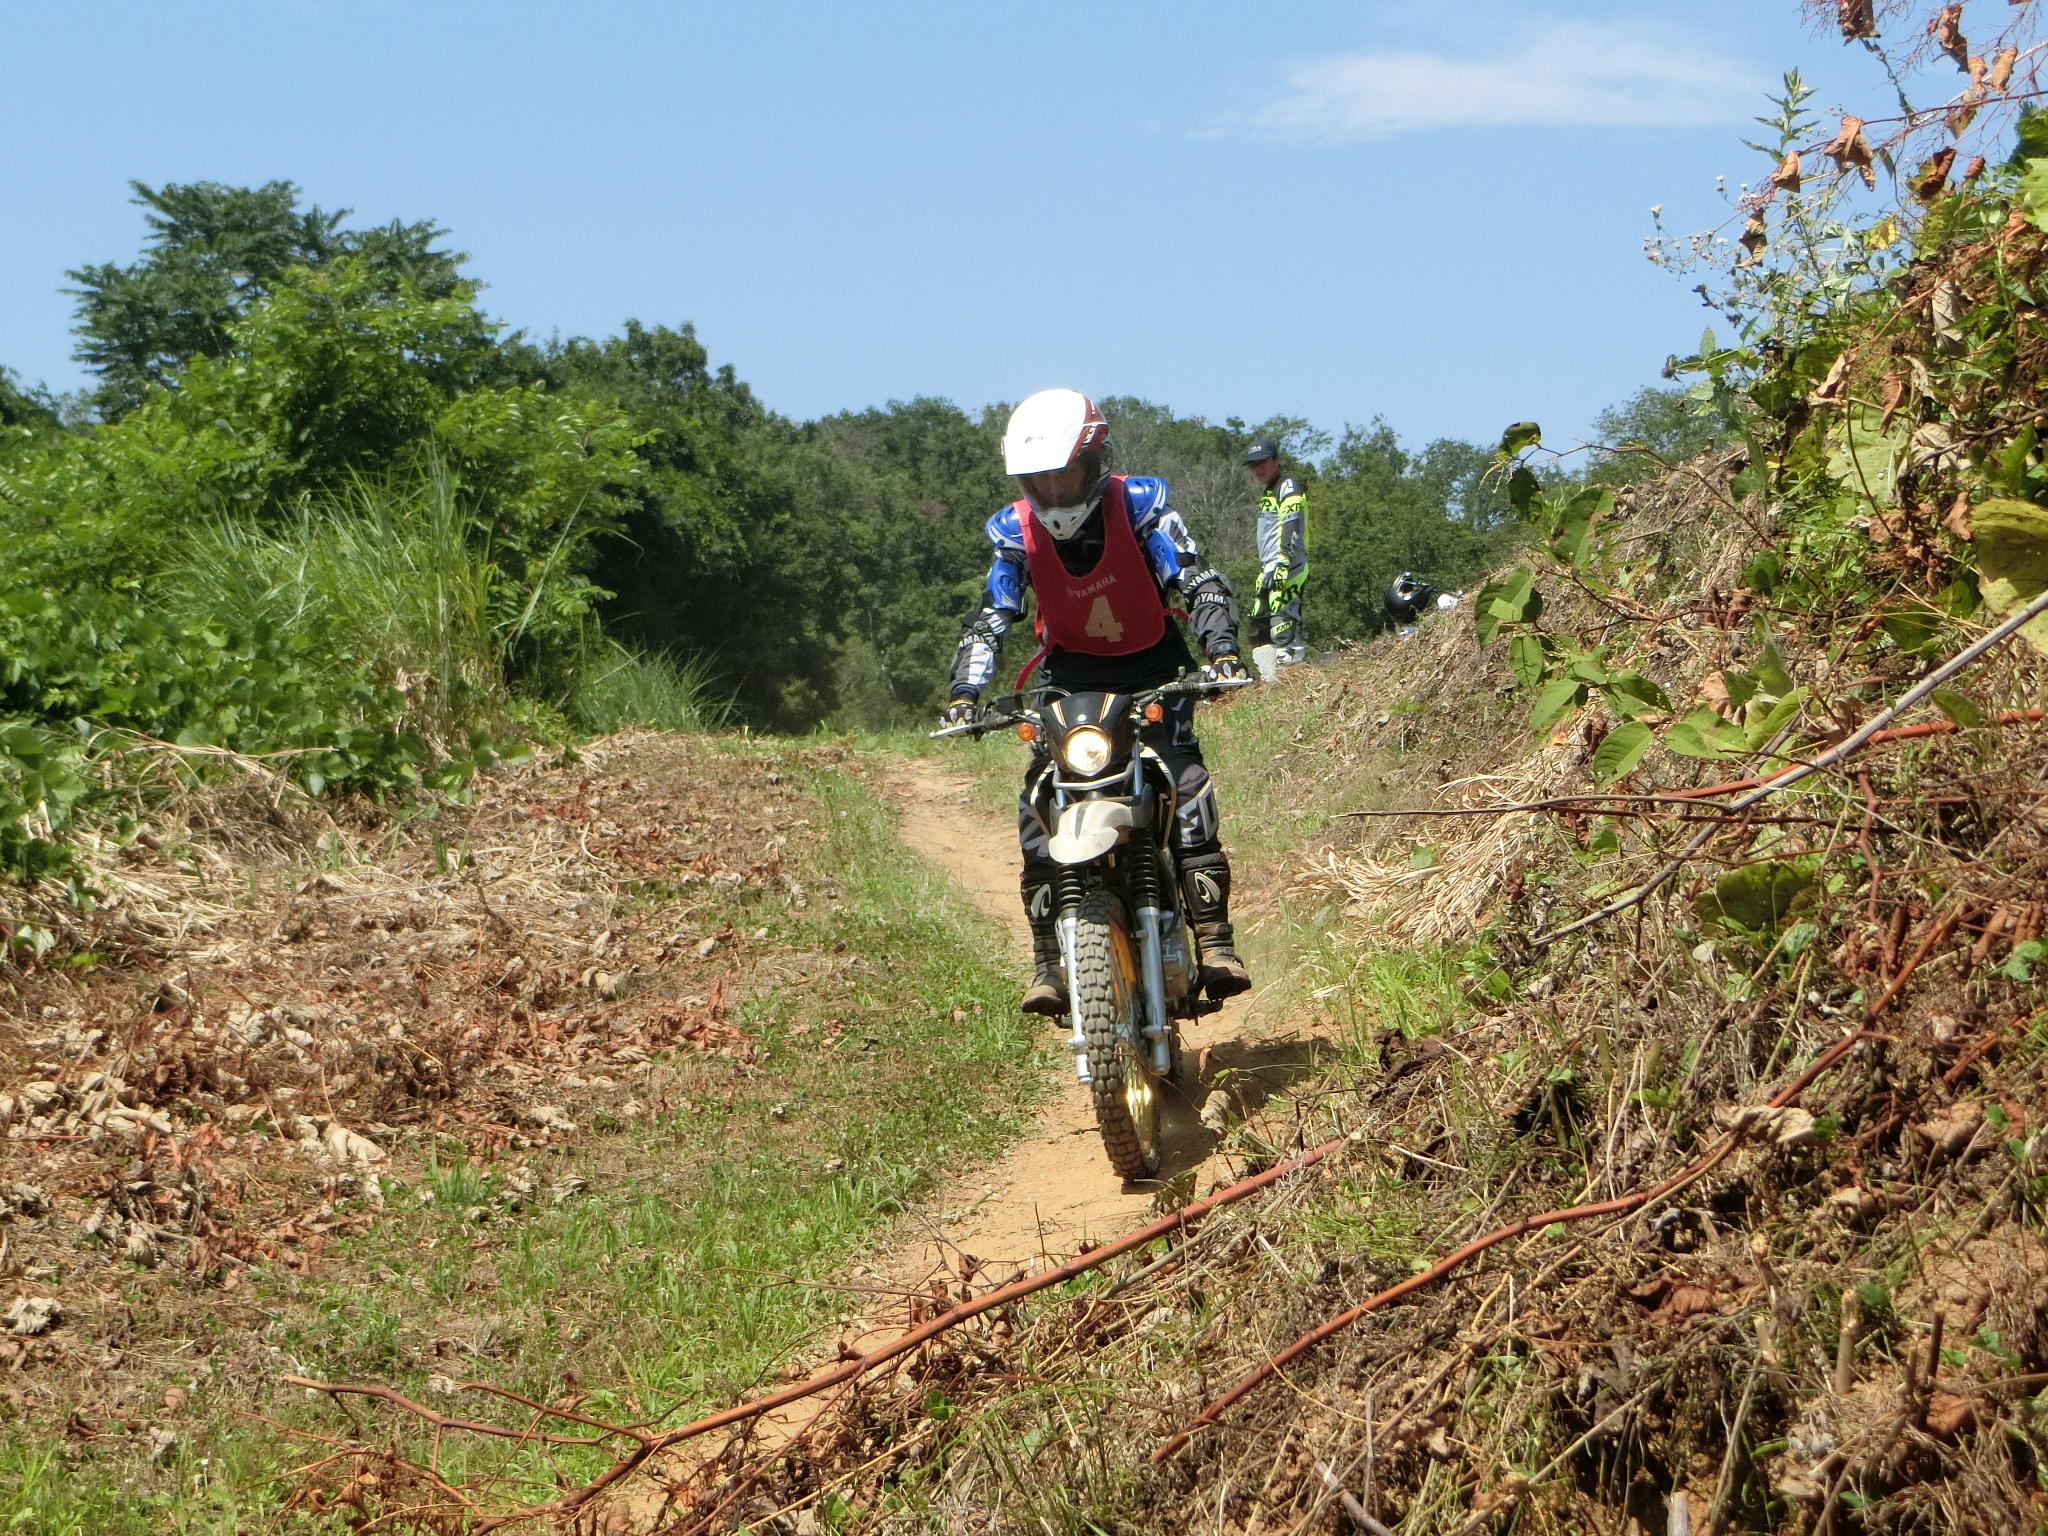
1182;850;1251;999
1020;880;1068;1016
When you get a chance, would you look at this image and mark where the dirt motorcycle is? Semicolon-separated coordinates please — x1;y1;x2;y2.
933;671;1251;1179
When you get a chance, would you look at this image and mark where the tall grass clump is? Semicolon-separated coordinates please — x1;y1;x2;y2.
566;637;728;734
156;468;505;741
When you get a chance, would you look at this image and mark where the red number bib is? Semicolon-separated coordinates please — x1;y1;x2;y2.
1016;476;1168;657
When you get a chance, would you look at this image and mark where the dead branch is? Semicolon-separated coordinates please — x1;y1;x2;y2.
279;1378;618;1447
1335;708;2045;823
1153;1023;1880;1461
294;1135;1347;1531
1533;590;2048;947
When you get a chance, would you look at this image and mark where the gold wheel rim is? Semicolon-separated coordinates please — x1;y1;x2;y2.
1107;923;1157;1155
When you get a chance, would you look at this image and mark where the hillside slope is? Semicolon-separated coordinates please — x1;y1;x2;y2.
619;453;2048;1535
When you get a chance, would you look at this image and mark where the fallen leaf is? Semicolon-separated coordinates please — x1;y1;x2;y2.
1952;92;1984;137
1926;1391;1976;1439
1662;1283;1718;1318
1944;493;1974;541
1808;349;1853;404
3;1297;61;1337
1738;212;1769;266
1880;372;1909;429
1912;1102;1983;1160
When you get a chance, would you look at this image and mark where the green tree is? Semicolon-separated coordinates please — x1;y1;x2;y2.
8;256;639;667
1586;385;1723;486
0;366;58;433
1311;422;1519;640
68;180;464;416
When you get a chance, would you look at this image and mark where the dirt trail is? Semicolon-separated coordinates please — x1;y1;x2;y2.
876;757;1276;1274
600;755;1317;1528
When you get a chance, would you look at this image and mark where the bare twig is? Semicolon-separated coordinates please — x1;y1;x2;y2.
296;1135;1347;1532
1154;1023;1878;1460
1533;592;2048;947
1315;1460;1397;1536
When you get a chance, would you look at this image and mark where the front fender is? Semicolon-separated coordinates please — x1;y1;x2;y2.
1048;800;1134;864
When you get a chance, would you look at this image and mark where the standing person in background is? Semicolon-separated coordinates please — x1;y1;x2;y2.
1243;439;1308;676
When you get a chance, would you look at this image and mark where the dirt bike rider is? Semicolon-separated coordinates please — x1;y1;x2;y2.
941;389;1254;1016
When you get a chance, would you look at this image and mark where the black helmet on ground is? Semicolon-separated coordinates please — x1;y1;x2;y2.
1384;571;1439;625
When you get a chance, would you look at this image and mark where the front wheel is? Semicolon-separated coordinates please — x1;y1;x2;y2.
1071;888;1159;1179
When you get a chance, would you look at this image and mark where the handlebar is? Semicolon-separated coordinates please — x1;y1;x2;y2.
928;670;1254;739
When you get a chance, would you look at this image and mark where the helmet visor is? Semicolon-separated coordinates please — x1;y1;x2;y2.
1019;463;1093;510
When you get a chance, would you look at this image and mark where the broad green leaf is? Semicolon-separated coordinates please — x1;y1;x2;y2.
1742;687;1805;750
1972;497;2048;657
1508;466;1542;516
1566;651;1612;686
1754;639;1794;699
1696;859;1818;935
1498;421;1543;459
1993;426;2038;496
1507;633;1548;691
1549;487;1610;566
1931;687;1984;728
1719;669;1759;711
1605;672;1672;717
1664;706;1744;760
1529;677;1586;733
1474;566;1541;642
1880;606;1944;655
1587;819;1622;857
1473;579;1508;643
1591;721;1654;785
1824;406;1906;507
2020;158;2048;233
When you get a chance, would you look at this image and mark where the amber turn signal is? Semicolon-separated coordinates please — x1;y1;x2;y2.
1017;722;1038;743
1143;702;1165;722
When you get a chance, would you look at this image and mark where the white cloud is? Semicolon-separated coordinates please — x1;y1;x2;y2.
1221;21;1765;143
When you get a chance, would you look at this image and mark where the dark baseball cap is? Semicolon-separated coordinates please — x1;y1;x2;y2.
1242;439;1280;464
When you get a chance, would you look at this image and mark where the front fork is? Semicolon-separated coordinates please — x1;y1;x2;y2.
1056;901;1089;1083
1135;905;1175;1077
1055;876;1176;1086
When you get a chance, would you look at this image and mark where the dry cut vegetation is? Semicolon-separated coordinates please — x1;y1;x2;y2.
0;732;1037;1533
608;459;2048;1535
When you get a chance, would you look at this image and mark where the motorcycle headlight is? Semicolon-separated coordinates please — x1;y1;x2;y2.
1058;725;1115;777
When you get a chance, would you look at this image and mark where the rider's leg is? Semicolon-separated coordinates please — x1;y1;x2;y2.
1144;699;1251;999
1017;780;1067;1017
1271;583;1307;667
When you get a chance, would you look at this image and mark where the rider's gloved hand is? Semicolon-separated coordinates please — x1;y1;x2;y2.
940;697;978;729
1208;654;1250;684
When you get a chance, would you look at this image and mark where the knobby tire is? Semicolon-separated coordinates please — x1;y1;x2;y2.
1072;887;1158;1179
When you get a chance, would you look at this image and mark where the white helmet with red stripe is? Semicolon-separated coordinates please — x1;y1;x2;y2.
1003;388;1111;540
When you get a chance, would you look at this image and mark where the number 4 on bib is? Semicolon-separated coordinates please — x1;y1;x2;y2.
1084;595;1125;645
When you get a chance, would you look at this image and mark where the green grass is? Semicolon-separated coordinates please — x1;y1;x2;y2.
564;636;727;734
0;753;1041;1533
155;469;505;741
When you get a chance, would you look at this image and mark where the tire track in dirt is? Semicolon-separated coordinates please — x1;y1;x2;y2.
876;757;1259;1274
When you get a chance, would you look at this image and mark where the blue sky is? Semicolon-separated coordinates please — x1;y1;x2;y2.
0;1;1935;450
